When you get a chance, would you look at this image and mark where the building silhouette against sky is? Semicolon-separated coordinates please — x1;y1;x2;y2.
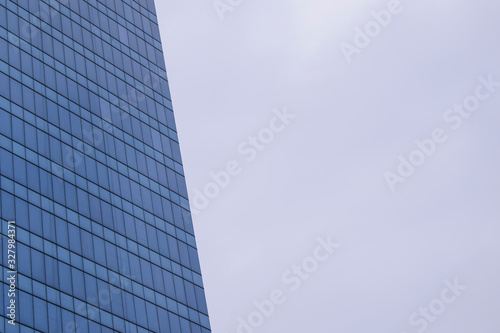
0;0;211;332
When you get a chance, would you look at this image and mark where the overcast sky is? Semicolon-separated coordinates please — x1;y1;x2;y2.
154;0;500;332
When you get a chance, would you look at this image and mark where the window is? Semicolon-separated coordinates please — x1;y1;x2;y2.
19;291;34;327
33;297;49;332
31;249;45;283
55;217;69;248
71;267;85;300
45;255;59;289
93;236;106;266
68;224;82;255
84;273;98;307
81;230;94;261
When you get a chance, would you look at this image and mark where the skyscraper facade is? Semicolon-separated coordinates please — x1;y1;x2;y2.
0;0;211;332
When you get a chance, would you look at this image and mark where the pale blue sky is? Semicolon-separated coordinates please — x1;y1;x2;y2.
155;0;500;332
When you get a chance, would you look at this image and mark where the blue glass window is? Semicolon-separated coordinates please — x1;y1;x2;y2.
0;1;212;330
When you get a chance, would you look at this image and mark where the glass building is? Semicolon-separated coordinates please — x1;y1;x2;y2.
0;0;211;332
